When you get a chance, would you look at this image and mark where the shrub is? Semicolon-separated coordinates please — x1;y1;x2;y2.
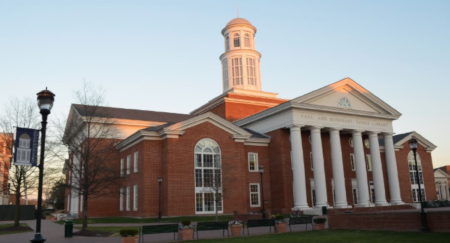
181;219;191;226
313;218;327;224
119;229;138;237
275;214;284;220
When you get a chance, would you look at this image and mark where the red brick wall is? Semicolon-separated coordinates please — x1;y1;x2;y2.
328;209;450;232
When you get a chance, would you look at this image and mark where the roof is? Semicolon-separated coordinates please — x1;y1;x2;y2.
72;104;193;123
378;132;413;146
143;123;174;131
243;128;270;139
226;18;253;27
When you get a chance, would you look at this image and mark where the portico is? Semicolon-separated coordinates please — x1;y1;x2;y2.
234;78;406;210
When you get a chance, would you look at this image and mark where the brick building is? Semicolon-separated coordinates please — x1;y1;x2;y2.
64;17;437;217
0;133;12;205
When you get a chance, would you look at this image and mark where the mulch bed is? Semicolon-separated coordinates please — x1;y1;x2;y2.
73;230;114;237
0;225;33;233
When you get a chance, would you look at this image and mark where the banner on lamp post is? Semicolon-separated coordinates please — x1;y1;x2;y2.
13;127;40;166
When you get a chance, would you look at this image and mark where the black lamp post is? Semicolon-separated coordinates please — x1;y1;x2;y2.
259;166;266;219
409;138;429;232
158;176;162;222
31;88;55;243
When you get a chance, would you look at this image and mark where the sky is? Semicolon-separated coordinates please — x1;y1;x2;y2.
1;0;449;167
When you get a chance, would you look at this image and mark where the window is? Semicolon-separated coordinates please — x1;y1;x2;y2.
126;155;131;175
133;185;138;211
195;139;222;213
120;159;124;177
352;189;358;204
233;34;240;47
412;189;426;202
369;181;375;203
350;154;356;171
120;188;123;211
408;151;425;202
349;138;354;147
366;154;372;171
364;139;370;148
248;153;258;171
222;59;228;89
338;97;351;108
311;189;316;206
244;34;250;47
225;35;230;51
231;57;243;85
250;183;260;207
310;152;314;171
126;187;130;211
246;58;256;85
134;152;138;173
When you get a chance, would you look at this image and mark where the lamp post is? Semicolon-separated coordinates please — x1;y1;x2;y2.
409;138;429;232
158;176;162;222
259;166;266;219
31;88;55;243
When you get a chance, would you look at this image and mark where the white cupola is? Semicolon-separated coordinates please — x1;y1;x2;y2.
220;18;262;92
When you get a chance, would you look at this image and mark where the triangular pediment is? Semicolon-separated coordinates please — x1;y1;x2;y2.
291;78;402;118
434;169;450;178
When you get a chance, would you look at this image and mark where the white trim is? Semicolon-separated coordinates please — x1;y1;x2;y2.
126;155;131;175
119;188;123;211
366;154;372;171
249;183;261;207
350;154;356;171
133;185;138;211
394;132;437;152
120;159;124;177
134;151;138;173
248;153;259;172
126;187;130;211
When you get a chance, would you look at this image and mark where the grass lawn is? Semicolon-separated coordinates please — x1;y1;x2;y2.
71;228;449;242
0;223;33;235
57;215;234;225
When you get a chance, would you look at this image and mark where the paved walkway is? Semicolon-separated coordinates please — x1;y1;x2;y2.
0;220;312;243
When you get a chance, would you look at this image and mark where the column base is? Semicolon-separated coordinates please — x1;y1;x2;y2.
291;205;311;211
375;201;390;206
390;201;405;205
355;203;375;208
334;204;352;209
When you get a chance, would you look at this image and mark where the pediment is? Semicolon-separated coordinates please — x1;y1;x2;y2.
291;78;402;118
434;169;450;178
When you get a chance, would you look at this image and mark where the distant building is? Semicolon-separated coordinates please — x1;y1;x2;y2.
434;166;450;200
64;17;438;217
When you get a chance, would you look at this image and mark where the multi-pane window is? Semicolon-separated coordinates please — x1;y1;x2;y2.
133;185;138;211
244;34;250;47
246;58;256;85
195;139;222;213
412;189;426;202
350;154;356;171
250;183;260;207
126;155;131;175
232;57;243;85
369;181;375;203
119;188;123;211
408;151;423;185
310;152;314;171
233;34;240;47
248;153;258;171
222;59;228;89
126;187;130;211
352;189;358;204
311;189;316;206
134;152;138;173
225;35;230;51
120;159;124;177
366;154;372;171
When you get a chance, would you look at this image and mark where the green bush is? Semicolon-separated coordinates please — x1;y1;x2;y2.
181;219;191;226
119;229;138;237
313;217;327;224
275;214;284;220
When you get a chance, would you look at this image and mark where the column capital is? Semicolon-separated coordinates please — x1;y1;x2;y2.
288;125;303;131
309;126;323;132
352;129;365;135
382;132;394;137
368;131;380;137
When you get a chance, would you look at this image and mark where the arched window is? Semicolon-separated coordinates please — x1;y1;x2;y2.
244;34;250;47
234;34;240;47
408;151;425;202
338;97;351;108
225;35;230;51
194;139;222;213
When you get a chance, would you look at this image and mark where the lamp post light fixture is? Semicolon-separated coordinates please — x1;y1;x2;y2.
409;138;429;232
158;176;162;222
259;166;266;219
31;88;55;243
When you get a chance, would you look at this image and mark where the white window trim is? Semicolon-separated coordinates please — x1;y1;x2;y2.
133;185;138;211
126;155;131;175
120;159;124;177
119;188;123;211
350;154;356;171
126;187;130;211
249;183;261;207
248;153;258;172
134;152;138;173
366;154;372;171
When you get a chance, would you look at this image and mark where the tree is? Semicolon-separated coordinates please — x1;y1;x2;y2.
47;177;66;209
57;82;121;231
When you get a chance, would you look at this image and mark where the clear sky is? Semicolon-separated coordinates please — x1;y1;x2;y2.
1;0;449;167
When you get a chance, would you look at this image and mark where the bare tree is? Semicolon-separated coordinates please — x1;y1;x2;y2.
56;82;121;231
208;163;236;222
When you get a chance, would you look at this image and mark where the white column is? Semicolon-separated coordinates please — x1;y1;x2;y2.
384;133;404;205
329;128;350;208
352;130;371;207
310;126;328;207
368;132;389;206
290;126;310;210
